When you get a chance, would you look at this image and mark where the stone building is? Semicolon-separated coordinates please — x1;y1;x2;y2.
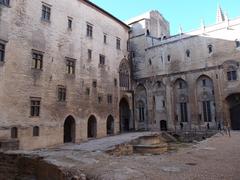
0;1;239;150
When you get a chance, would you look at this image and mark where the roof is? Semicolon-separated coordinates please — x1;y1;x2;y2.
81;0;130;29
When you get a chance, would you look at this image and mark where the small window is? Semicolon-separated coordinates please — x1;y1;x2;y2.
11;127;18;139
149;59;152;65
104;34;107;44
0;0;10;6
30;98;41;117
0;43;5;62
116;38;121;50
87;24;93;38
68;18;72;30
98;96;102;104
107;94;112;104
99;54;105;65
66;58;75;75
86;88;90;95
186;49;190;57
202;79;206;87
33;126;39;137
32;51;43;70
58;86;66;102
92;80;97;88
114;78;118;87
41;4;51;21
208;44;213;54
88;49;92;60
167;55;171;62
235;39;240;48
227;70;237;81
162;100;165;108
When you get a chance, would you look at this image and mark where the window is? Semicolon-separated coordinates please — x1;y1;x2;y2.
235;39;240;48
11;127;18;139
107;94;112;104
186;49;190;57
208;44;213;54
167;55;171;62
114;78;118;87
98;96;102;104
116;38;121;49
32;51;43;70
162;100;165;108
92;80;97;88
87;24;93;38
104;34;107;44
138;101;145;122
66;58;75;75
86;88;90;95
99;54;105;65
180;102;188;122
0;0;10;6
33;126;39;137
58;86;66;102
149;59;152;65
227;70;237;81
88;49;92;60
202;79;206;87
179;82;183;89
202;101;212;122
68;18;72;30
41;4;51;21
0;43;5;62
30;98;41;117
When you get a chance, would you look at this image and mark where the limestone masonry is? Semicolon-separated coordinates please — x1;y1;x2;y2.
0;0;239;150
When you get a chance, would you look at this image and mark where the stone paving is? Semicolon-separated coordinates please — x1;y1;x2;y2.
16;131;240;180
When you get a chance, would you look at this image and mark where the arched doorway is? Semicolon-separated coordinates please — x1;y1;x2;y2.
107;115;114;135
119;98;130;132
160;120;167;131
88;115;97;138
226;94;240;130
64;116;76;143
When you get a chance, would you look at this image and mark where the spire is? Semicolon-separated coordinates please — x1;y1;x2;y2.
179;24;183;34
216;4;225;23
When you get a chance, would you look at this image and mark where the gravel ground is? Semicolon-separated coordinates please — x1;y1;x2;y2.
18;131;240;180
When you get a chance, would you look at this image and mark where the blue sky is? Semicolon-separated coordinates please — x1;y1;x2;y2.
90;0;240;35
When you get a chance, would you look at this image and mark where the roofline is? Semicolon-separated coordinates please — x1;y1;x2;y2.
80;0;130;29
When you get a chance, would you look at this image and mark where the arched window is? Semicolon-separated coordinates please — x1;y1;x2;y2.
208;44;213;54
119;61;130;88
33;126;40;137
11;127;18;139
227;65;238;81
138;101;145;122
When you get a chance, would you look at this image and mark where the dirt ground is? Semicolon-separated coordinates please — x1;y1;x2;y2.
16;131;240;180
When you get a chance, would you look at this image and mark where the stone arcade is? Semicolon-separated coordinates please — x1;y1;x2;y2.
0;0;240;150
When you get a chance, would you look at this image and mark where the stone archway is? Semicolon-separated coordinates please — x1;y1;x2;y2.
107;115;114;135
119;98;130;132
226;94;240;130
64;116;76;143
88;115;97;138
160;120;167;131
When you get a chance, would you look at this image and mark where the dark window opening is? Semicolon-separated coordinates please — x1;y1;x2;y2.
227;70;237;81
180;102;188;122
138;101;145;122
32;51;43;70
87;24;93;37
235;39;240;48
99;54;105;65
68;18;72;30
114;78;118;87
66;58;75;75
58;86;66;102
33;126;39;137
162;100;165;108
104;34;107;44
208;44;213;54
11;127;18;139
0;0;10;6
86;88;90;95
42;4;51;21
98;96;102;104
202;79;206;87
186;49;190;57
167;55;171;62
116;38;121;50
149;59;152;65
202;101;212;122
92;80;97;88
30;98;41;117
0;43;5;62
107;94;112;104
88;49;92;60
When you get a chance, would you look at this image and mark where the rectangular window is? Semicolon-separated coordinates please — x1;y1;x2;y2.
32;51;43;70
227;71;237;81
180;102;188;122
68;18;72;30
162;100;165;108
87;24;93;38
0;43;5;62
99;54;105;65
88;49;92;60
114;78;118;87
202;79;206;87
116;38;121;49
58;86;66;102
0;0;10;6
66;58;75;75
41;4;51;21
86;88;90;96
30;98;41;117
98;96;102;104
107;94;112;104
92;80;97;88
104;34;107;44
202;101;212;122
